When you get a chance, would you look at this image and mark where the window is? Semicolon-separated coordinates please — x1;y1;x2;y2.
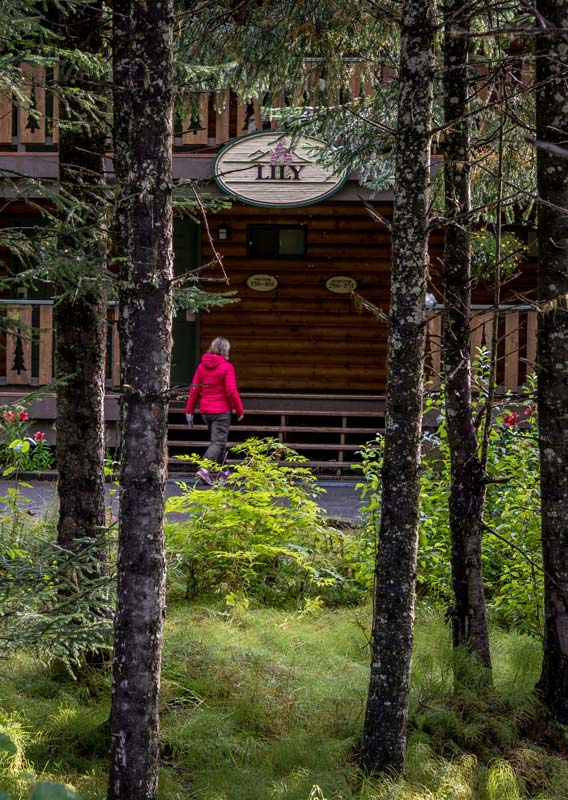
248;225;306;258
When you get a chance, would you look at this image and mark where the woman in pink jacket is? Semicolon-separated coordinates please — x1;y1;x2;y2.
185;337;244;484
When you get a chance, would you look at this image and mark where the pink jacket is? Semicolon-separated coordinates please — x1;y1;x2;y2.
185;353;244;417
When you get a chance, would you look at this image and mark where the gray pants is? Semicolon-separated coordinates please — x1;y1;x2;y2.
201;412;231;464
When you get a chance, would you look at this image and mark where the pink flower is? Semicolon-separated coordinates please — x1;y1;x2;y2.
503;412;520;428
18;411;29;421
34;431;45;441
2;411;16;423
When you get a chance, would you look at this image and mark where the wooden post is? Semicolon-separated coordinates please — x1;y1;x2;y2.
426;311;442;387
6;305;32;385
471;310;493;360
181;92;208;145
504;311;520;390
19;63;46;145
0;90;12;144
526;310;537;373
51;63;59;144
349;62;362;99
215;88;230;145
38;304;54;384
270;93;283;129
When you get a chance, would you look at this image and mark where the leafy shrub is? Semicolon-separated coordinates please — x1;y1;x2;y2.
0;406;53;472
471;229;527;281
165;439;366;606
355;365;542;634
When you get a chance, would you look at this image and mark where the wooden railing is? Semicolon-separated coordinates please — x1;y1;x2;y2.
0;300;120;387
1;61;378;150
0;301;537;392
426;305;537;391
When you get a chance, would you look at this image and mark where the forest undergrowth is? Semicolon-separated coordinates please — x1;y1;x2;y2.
0;430;565;800
0;602;566;800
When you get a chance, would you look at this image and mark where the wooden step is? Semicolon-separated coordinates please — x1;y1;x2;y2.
167;393;384;474
170;408;384;417
168;423;381;434
168;440;379;451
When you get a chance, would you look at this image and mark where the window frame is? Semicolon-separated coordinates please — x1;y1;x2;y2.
247;224;307;259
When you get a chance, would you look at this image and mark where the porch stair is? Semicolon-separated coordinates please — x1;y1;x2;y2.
167;393;386;478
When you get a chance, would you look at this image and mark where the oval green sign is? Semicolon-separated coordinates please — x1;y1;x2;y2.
214;131;349;208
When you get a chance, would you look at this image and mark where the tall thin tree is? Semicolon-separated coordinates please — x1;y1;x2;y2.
108;0;174;796
535;0;568;723
55;0;107;558
360;0;437;774
442;0;491;672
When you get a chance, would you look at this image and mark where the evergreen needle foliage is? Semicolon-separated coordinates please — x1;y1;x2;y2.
0;510;115;670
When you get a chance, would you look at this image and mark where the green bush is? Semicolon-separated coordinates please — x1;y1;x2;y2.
0;405;53;473
166;439;367;607
355;364;542;635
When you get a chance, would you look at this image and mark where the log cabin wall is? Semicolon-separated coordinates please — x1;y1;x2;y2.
199;201;445;393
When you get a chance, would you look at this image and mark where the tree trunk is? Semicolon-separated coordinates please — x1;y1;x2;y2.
360;0;436;775
55;1;107;556
442;0;491;672
535;0;568;723
107;0;174;796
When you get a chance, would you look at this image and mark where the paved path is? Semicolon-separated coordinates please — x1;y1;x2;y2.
0;478;365;523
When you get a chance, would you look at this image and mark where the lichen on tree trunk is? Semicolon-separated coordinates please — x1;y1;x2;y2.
56;1;107;560
107;0;174;797
442;0;491;674
360;0;436;775
535;0;568;724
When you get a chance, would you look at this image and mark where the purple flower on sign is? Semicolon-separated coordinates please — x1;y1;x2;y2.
270;141;293;165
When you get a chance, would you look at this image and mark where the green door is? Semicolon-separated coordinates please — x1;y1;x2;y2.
171;219;200;386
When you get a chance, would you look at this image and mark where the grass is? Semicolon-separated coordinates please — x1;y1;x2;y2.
0;602;566;800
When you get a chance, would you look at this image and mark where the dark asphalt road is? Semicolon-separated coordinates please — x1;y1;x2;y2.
1;478;365;523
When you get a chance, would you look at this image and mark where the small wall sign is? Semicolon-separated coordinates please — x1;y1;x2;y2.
325;276;358;294
214;131;349;208
246;274;279;292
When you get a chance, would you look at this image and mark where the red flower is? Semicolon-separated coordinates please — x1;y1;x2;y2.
18;411;29;421
34;431;45;441
503;412;520;428
2;411;16;423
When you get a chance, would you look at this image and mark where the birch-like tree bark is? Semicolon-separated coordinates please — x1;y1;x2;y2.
442;0;491;673
535;0;568;723
360;0;436;774
55;1;107;559
108;0;174;796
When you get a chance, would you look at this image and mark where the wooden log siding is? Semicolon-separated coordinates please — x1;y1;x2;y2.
199;202;438;392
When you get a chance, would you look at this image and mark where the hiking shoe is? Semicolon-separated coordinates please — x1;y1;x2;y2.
197;467;213;485
218;468;230;483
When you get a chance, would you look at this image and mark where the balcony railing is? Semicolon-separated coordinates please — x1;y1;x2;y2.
425;305;537;391
0;300;120;388
0;62;379;151
0;300;537;393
